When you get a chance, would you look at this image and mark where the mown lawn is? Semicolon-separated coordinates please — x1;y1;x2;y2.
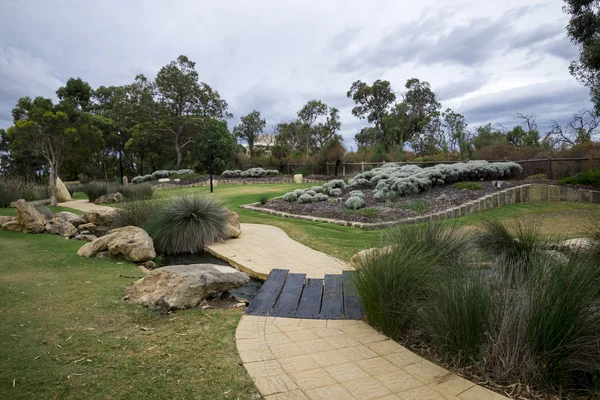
0;231;258;400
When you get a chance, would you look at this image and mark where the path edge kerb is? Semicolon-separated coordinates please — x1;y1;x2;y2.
240;184;600;230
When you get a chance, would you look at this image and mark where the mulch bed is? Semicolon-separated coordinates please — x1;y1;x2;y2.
262;180;524;223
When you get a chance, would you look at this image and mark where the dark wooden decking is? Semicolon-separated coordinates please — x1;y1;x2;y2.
246;269;365;320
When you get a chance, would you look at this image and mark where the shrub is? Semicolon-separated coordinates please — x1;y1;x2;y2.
258;193;269;205
21;185;47;202
132;174;153;184
113;199;163;228
452;182;484;190
313;193;329;202
221;167;279;178
345;196;365;210
293;189;305;197
81;182;116;202
119;183;153;201
66;183;83;197
526;173;547;181
282;192;297;202
221;170;242;178
349;161;522;198
0;177;49;207
177;169;194;175
349;190;364;198
145;194;228;255
329;188;342;197
305;190;317;196
559;168;600;187
151;170;174;180
310;186;323;193
298;194;313;204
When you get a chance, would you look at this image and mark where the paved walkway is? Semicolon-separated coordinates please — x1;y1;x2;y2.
237;316;509;400
58;199;110;213
206;224;349;279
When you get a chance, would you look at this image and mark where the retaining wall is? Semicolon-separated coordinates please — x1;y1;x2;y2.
240;184;600;230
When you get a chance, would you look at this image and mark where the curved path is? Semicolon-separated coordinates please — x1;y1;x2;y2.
58;199;110;213
60;200;508;398
237;316;508;400
206;223;349;279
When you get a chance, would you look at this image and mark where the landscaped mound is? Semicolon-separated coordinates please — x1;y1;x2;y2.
132;169;195;184
352;220;600;398
221;167;279;178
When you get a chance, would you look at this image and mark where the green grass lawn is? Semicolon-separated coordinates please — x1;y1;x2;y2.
0;206;83;217
0;230;257;399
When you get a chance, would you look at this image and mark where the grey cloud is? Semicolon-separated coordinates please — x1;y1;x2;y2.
437;73;490;101
459;81;591;129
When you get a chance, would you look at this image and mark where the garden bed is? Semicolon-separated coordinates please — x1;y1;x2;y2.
261;180;523;223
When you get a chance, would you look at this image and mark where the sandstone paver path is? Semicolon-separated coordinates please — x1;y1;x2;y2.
237;315;509;400
206;223;349;279
58;199;111;213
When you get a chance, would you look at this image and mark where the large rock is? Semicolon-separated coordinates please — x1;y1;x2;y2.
77;226;156;262
0;216;17;227
123;264;250;310
350;246;393;265
14;199;46;233
223;210;241;239
83;209;118;227
78;222;97;232
94;192;124;204
73;234;98;242
560;238;597;253
2;220;21;232
45;217;78;237
55;211;86;227
293;174;304;184
55;177;72;202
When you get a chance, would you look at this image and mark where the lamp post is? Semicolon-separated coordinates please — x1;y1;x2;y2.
208;141;214;193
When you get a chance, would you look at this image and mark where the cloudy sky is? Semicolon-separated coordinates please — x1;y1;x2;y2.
0;0;591;148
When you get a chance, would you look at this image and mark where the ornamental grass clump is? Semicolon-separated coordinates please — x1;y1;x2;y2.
0;177;48;207
112;199;164;229
81;181;117;202
353;219;600;396
145;194;228;255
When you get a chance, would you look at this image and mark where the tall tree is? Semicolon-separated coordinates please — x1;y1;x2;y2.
296;100;342;155
550;109;600;145
8;97;77;205
564;0;600;113
441;108;470;156
347;79;396;133
403;78;441;143
233;110;266;156
472;124;507;149
154;55;230;168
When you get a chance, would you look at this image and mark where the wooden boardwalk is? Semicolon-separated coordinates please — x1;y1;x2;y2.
246;269;365;320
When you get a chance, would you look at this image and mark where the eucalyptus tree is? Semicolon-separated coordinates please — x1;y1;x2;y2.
154;55;230;168
233;110;266;156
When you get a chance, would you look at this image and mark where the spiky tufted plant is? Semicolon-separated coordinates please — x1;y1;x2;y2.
145;194;228;255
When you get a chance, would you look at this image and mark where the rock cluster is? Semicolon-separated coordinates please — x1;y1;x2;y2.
124;264;249;310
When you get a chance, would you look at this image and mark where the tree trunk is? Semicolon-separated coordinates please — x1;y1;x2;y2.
175;133;182;169
49;161;58;206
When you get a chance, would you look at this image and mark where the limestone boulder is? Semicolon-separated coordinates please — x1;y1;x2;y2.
55;211;86;227
78;222;96;233
560;238;597;253
350;246;393;265
83;209;118;227
94;192;124;204
223;210;241;239
55;177;72;202
0;216;17;227
123;264;250;310
2;221;21;232
45;217;78;237
77;226;156;262
293;174;304;184
14;199;46;233
73;234;98;242
158;178;171;183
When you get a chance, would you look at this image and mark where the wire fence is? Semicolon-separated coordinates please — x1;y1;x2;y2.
245;158;600;180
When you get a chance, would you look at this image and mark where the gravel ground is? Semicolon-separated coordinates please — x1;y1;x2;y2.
263;180;524;223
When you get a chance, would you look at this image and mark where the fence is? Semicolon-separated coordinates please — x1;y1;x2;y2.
265;158;598;180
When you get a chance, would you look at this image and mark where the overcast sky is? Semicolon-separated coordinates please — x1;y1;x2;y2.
0;0;591;149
